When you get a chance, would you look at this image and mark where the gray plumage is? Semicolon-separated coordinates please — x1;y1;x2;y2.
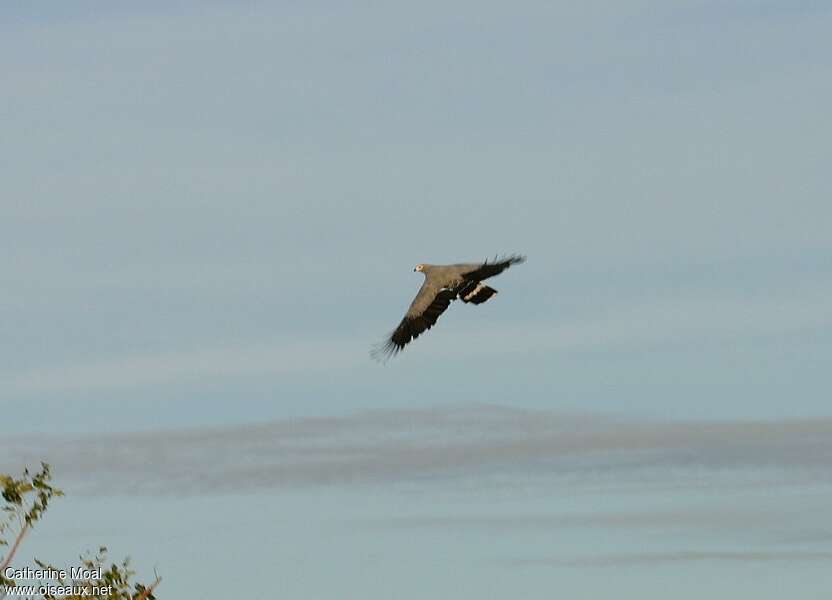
372;254;526;360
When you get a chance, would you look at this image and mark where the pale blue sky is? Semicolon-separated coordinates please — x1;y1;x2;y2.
2;1;832;598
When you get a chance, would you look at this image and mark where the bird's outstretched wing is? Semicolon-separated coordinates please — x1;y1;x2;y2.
372;286;457;361
461;254;526;282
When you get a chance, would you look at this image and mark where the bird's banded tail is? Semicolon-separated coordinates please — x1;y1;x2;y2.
457;281;497;305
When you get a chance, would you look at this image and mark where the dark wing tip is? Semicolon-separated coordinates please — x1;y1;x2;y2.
462;253;527;282
490;253;526;266
370;337;402;363
370;317;412;363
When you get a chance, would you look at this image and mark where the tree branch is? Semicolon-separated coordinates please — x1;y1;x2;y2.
135;576;162;600
0;520;30;573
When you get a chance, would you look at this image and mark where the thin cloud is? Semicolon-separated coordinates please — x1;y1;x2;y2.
443;283;832;358
3;338;364;395
3;405;831;496
366;507;792;532
4;283;831;396
509;551;832;568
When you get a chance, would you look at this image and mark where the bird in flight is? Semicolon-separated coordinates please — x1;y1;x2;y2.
372;254;526;360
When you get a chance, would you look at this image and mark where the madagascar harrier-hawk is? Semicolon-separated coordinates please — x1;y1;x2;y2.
372;255;526;360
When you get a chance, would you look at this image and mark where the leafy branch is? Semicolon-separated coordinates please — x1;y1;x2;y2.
1;464;160;600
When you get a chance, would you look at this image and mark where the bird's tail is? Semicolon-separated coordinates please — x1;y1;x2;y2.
458;282;498;305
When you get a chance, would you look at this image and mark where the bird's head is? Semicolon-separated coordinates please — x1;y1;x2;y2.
413;264;426;273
